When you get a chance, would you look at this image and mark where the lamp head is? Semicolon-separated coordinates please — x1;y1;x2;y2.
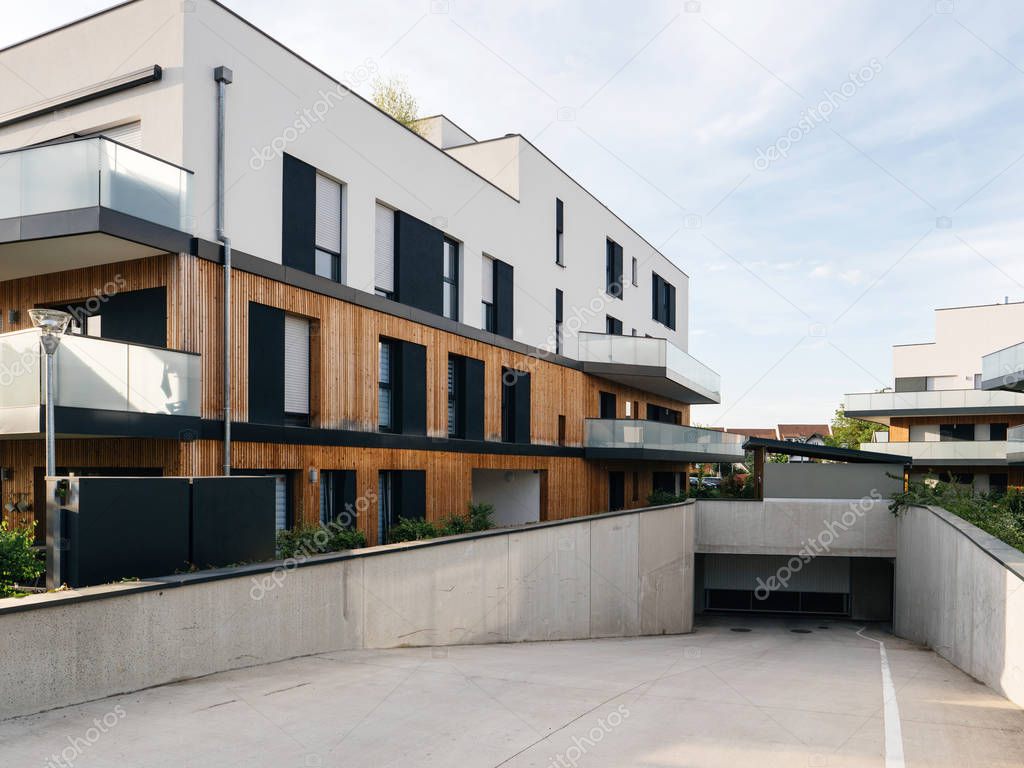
28;308;72;336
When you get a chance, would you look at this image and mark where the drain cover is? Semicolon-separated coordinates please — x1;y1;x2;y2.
730;627;752;633
791;629;812;634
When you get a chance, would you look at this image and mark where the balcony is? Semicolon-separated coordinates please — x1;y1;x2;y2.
1008;426;1024;465
981;342;1024;392
857;439;1007;466
584;419;745;463
572;332;721;404
844;389;1024;424
0;329;201;438
0;137;193;280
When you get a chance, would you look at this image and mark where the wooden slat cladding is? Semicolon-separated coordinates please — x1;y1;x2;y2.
889;414;1024;444
188;258;691;443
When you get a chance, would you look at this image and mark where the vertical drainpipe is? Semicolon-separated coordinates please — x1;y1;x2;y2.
214;66;233;475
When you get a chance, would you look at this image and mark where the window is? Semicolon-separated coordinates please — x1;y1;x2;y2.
632;472;640;502
558;414;566;446
448;356;458;437
631;256;638;286
481;255;495;332
939;424;973;442
647;404;681;425
501;367;531;443
652;272;676;329
599;391;617;419
555;289;564;354
320;470;356;528
974;373;983;389
378;339;394;431
377;470;426;544
991;423;1009;441
374;203;395;298
283;314;310;426
605;239;623;299
606;315;622;335
315;173;343;282
443;237;459;321
555;198;564;265
378;471;394;543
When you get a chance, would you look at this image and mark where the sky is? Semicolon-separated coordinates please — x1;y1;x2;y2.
5;0;1024;428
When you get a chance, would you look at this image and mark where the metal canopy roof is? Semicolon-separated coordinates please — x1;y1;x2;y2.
742;437;913;466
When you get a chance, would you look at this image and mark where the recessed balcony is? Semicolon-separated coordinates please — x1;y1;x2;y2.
857;439;1007;466
0;329;201;438
584;418;745;463
0;137;193;279
573;332;721;404
844;389;1024;424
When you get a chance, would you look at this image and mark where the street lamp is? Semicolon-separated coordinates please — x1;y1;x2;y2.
28;309;71;478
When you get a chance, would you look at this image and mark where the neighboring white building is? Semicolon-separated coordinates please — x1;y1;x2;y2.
844;301;1024;491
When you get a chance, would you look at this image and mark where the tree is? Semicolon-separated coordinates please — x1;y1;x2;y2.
371;76;421;132
826;404;885;450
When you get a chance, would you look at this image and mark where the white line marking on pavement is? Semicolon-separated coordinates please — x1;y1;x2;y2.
857;626;906;768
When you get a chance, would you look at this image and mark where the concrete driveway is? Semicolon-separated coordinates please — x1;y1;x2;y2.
2;616;1022;767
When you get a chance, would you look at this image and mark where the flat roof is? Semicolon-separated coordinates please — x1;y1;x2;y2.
743;437;912;465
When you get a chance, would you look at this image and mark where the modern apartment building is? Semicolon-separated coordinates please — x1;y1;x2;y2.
844;302;1024;491
0;0;737;545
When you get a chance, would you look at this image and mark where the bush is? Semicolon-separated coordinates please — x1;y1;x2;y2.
387;502;495;544
647;489;687;506
275;524;367;559
890;476;1024;553
0;521;44;597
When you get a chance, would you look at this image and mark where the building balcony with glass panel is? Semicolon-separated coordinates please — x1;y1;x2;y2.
844;388;1024;424
0;328;201;438
0;137;194;280
571;332;721;405
584;418;745;463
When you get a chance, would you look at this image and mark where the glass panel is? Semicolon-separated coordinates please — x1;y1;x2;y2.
21;140;101;216
379;341;390;383
0;330;42;411
100;140;190;230
127;344;200;416
54;335;130;411
315;249;337;280
583;418;745;462
378;387;392;429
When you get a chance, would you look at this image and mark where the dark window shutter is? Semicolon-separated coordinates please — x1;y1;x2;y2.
462;357;485;441
397;340;427;435
652;273;661;321
493;258;514;338
395;211;444;315
513;372;531;444
248;302;285;425
281;154;316;275
100;287;167;347
555;289;563;323
396;471;426;521
614;242;624;298
556;198;564;233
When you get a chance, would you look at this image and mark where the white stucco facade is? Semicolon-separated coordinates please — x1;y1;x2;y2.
0;0;693;358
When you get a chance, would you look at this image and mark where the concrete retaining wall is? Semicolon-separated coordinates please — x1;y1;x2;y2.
0;502;694;720
695;498;896;557
764;462;904;500
894;505;1024;708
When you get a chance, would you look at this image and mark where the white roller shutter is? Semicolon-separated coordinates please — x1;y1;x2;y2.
283;315;310;415
100;121;142;148
375;203;395;293
481;255;494;303
315;174;341;253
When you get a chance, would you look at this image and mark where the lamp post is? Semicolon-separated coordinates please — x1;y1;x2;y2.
28;309;72;478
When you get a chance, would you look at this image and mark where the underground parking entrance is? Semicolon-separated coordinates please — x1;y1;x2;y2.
695;553;895;621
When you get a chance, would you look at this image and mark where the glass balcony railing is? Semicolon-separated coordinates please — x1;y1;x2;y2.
845;389;1024;415
1008;426;1024;464
982;342;1024;390
585;418;746;462
0;137;193;232
573;332;721;402
857;439;1008;463
0;329;200;434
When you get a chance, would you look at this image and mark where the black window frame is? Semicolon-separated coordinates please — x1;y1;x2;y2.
652;272;676;330
990;422;1009;441
605;238;623;300
448;355;459;438
378;338;395;433
555;288;564;355
555;198;565;266
442;236;460;322
606;315;623;335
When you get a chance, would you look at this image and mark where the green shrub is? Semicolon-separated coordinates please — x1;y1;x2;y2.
890;476;1024;553
0;521;44;597
647;489;688;506
387;502;496;544
276;524;367;559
